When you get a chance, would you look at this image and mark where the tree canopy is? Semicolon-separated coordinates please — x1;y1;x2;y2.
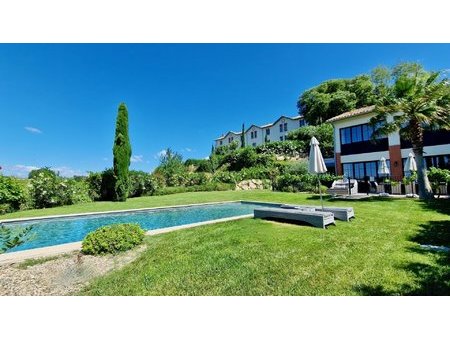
287;123;334;158
298;75;375;125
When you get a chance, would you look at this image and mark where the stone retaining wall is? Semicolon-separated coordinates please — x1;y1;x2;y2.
235;179;271;191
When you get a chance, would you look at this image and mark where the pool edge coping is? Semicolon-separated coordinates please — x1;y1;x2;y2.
0;213;254;265
0;200;244;224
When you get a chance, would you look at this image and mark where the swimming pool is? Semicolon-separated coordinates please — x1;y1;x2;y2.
0;201;277;253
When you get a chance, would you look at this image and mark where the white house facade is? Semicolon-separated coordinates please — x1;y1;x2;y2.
214;115;307;148
327;106;450;183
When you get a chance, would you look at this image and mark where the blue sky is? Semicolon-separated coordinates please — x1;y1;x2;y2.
1;44;449;177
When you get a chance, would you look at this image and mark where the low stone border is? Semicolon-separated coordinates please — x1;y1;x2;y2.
0;214;253;265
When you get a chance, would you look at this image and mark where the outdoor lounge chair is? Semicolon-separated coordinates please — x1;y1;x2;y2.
280;204;355;221
254;207;335;229
327;179;358;196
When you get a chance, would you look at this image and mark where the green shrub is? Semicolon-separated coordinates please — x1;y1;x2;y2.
100;168;116;201
81;223;145;255
239;166;274;180
427;167;450;195
184;159;213;173
185;172;210;186
220;147;275;172
213;142;239;156
86;169;118;201
274;173;316;193
287;123;334;158
255;140;303;158
212;171;241;184
0;203;13;215
154;148;188;187
86;172;102;201
153;182;234;195
284;160;309;176
0;175;28;211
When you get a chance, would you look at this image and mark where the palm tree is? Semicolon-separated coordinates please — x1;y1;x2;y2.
370;63;450;200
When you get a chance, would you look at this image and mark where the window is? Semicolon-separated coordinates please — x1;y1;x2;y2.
341;123;385;146
343;163;354;178
266;129;270;135
280;136;283;141
340;128;351;145
283;123;288;132
365;162;377;178
252;143;256;147
342;161;388;180
351;126;362;142
425;154;450;170
250;131;254;139
279;124;283;132
353;163;365;179
254;130;257;138
299;119;306;127
362;124;373;141
219;140;222;145
228;137;233;143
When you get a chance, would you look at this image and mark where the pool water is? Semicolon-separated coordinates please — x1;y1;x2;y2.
0;202;277;253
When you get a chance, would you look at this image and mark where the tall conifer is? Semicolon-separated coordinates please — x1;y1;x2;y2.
113;103;132;201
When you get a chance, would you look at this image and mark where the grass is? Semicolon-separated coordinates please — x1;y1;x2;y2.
67;191;450;296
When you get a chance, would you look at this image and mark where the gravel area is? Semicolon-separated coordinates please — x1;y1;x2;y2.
0;245;146;296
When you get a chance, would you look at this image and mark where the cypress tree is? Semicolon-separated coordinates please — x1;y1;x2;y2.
112;103;132;201
241;123;245;148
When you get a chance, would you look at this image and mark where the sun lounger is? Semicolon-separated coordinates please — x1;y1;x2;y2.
280;204;355;222
254;207;335;229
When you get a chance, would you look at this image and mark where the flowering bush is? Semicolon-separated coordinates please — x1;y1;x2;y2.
59;179;92;205
29;168;92;208
256;141;303;158
29;168;62;208
129;170;159;197
0;175;28;211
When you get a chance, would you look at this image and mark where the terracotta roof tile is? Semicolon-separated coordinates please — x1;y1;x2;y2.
326;105;376;123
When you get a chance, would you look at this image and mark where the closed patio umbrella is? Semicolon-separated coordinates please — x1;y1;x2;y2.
378;157;390;176
404;152;417;196
308;137;327;212
378;157;391;195
404;152;417;173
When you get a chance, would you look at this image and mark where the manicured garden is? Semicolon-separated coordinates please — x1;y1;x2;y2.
39;190;446;296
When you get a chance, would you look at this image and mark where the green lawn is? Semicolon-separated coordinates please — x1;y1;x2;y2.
63;191;450;296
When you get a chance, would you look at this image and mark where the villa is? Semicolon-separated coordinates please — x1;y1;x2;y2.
327;106;450;187
214;114;307;148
